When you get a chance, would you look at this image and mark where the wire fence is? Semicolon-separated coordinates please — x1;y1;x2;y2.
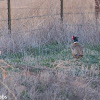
0;1;100;25
0;12;100;22
0;0;100;53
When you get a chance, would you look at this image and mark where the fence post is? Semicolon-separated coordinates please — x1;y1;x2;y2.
8;0;11;34
60;0;63;22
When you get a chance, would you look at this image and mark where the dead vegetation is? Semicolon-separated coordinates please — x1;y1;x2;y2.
0;44;99;100
0;0;100;100
0;59;100;100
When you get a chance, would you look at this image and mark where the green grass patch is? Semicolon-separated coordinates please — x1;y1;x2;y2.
82;54;100;66
85;44;100;52
1;42;100;68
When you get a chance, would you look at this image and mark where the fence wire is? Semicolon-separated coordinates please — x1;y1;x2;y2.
0;0;100;52
0;12;100;22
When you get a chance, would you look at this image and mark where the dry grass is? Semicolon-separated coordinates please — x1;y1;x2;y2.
0;58;100;100
0;43;99;100
0;0;100;100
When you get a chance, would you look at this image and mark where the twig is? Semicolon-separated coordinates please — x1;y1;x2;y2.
0;60;14;68
0;67;7;79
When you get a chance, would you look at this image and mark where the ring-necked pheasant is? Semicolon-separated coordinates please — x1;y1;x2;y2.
71;36;83;60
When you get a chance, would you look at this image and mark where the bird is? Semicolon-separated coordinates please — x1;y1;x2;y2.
71;36;83;61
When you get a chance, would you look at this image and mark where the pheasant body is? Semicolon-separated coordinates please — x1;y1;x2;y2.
71;36;83;60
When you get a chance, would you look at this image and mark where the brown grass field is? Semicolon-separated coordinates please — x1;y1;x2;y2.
0;0;100;100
